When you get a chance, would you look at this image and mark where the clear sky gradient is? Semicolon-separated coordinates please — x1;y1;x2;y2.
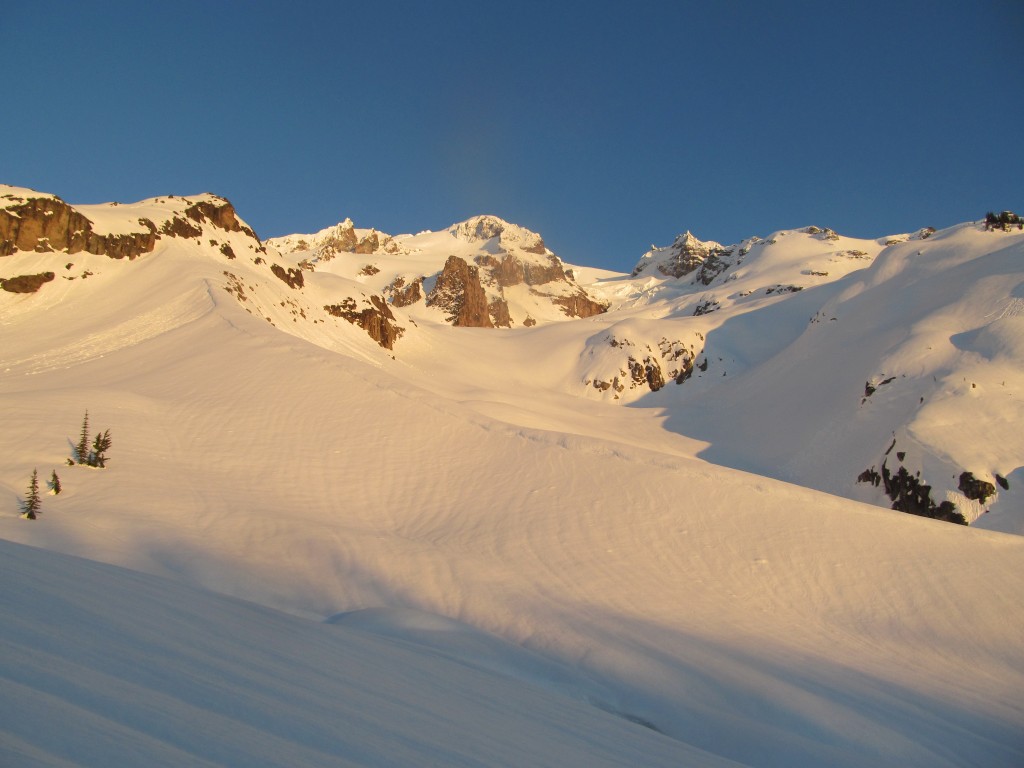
4;1;1022;271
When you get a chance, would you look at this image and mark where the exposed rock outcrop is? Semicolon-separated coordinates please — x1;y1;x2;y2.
588;334;705;399
659;338;698;384
958;472;996;504
426;255;493;327
315;219;358;258
324;295;404;350
271;220;397;263
551;292;607;319
488;297;512;327
476;252;567;287
858;458;967;525
386;276;423;308
160;216;203;239
629;356;665;392
182;198;255;237
354;231;380;254
0;189;258;260
632;231;735;282
271;264;305;289
1;194;87;255
0;271;55;293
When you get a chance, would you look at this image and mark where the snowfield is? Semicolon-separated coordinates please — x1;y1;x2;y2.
2;186;1023;766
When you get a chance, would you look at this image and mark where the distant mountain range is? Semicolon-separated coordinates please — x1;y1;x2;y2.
5;184;1018;531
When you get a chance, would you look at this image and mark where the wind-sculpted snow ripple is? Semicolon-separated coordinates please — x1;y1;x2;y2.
2;285;214;376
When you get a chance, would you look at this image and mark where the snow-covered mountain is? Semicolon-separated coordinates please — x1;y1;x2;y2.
2;184;1023;767
267;201;1022;530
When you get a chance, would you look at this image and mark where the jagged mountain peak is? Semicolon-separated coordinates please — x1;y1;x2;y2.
632;229;733;280
265;217;400;260
672;230;715;248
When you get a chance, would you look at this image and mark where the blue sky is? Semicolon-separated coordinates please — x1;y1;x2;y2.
4;1;1022;270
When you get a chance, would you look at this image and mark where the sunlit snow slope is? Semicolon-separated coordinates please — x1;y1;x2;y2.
2;186;1023;767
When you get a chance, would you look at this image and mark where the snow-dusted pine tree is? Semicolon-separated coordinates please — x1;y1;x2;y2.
49;469;62;495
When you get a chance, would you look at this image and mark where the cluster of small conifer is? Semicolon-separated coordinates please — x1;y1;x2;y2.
20;411;112;520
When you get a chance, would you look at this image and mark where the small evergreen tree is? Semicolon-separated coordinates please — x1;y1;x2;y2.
49;469;62;495
91;429;112;468
76;410;90;465
23;469;41;520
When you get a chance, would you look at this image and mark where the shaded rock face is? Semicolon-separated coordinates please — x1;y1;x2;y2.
695;252;733;285
552;292;607;319
588;334;704;399
386;276;423;308
488;297;512;327
324;295;404;350
0;192;257;260
633;232;734;281
476;253;566;288
958;472;996;504
271;264;305;289
857;460;967;525
426;255;493;328
0;271;55;293
628;356;665;392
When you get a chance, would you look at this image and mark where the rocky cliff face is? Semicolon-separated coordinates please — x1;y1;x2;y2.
632;231;735;282
430;216;607;327
475;252;566;287
0;187;259;261
324;294;404;350
551;292;607;319
386;276;423;308
0;193;158;259
426;255;494;327
268;213;607;329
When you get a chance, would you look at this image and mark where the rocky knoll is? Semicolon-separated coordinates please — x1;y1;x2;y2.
0;187;259;260
0;192;156;259
0;271;55;293
325;294;404;350
269;219;399;262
